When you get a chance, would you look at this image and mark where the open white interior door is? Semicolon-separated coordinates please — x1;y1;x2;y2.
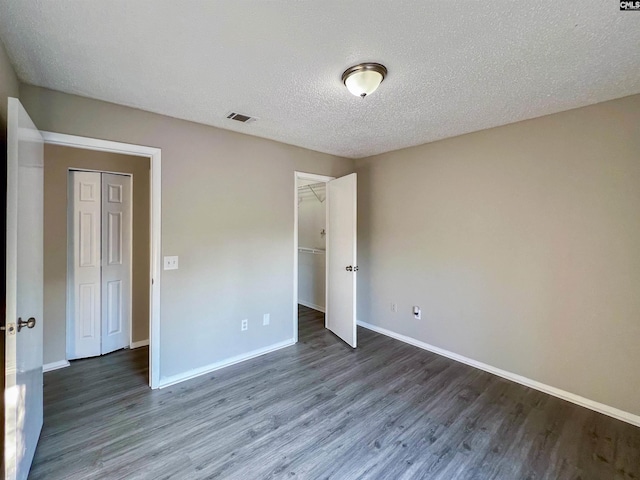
5;97;44;480
326;173;357;348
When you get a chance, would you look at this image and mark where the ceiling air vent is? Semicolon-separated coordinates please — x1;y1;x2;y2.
226;112;257;124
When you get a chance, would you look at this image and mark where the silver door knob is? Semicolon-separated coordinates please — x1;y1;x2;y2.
346;266;353;271
17;317;36;332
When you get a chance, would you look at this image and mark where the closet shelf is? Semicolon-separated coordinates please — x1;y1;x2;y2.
298;247;326;255
298;183;326;203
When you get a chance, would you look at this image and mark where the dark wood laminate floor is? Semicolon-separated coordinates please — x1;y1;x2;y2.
30;306;640;480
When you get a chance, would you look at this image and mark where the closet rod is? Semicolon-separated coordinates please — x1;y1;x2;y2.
297;182;325;190
298;247;326;255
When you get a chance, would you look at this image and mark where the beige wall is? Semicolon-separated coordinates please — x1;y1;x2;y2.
0;39;19;136
18;78;640;415
43;144;150;364
21;84;355;380
355;94;640;416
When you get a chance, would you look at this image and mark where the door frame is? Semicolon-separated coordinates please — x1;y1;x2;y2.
41;132;161;389
293;171;334;342
66;169;134;358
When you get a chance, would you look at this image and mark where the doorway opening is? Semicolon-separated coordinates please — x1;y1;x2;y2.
293;171;358;348
44;146;149;387
41;132;161;389
296;175;329;341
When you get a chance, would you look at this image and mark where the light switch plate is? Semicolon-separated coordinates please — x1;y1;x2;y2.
164;256;179;270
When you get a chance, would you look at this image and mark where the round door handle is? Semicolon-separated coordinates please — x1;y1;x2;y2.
17;317;36;332
346;266;353;271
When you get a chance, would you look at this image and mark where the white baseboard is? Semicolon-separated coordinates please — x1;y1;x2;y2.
298;301;325;313
130;339;150;349
43;360;71;373
357;320;640;428
158;339;296;389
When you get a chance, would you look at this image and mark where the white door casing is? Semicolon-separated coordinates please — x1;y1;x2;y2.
68;171;102;359
41;131;161;390
5;97;44;480
326;173;357;348
101;173;132;355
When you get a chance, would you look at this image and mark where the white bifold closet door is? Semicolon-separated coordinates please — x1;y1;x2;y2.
68;171;132;360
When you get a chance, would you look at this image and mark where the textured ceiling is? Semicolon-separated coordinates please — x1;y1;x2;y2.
1;1;639;158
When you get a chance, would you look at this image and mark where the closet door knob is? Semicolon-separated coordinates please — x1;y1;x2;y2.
346;266;353;272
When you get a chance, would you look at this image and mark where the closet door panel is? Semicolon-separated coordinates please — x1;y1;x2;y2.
68;171;102;359
101;173;132;354
106;280;123;335
107;211;123;264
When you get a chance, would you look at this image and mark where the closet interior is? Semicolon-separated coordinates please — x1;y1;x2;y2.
297;180;326;312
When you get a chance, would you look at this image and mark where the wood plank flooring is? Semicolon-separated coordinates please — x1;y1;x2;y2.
30;306;640;479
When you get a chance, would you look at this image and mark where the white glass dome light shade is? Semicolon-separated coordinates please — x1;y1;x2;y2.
342;63;387;98
345;70;383;97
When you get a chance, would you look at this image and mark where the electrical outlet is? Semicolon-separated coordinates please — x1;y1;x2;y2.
391;302;398;313
241;319;248;331
263;313;270;326
413;306;421;320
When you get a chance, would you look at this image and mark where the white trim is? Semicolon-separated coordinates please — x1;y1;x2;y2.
294;172;333;343
43;360;70;373
130;339;150;349
41;131;162;389
357;320;640;428
68;167;134;176
158;339;295;389
41;132;160;158
297;301;325;313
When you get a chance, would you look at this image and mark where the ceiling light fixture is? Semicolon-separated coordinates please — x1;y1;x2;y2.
342;63;387;98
